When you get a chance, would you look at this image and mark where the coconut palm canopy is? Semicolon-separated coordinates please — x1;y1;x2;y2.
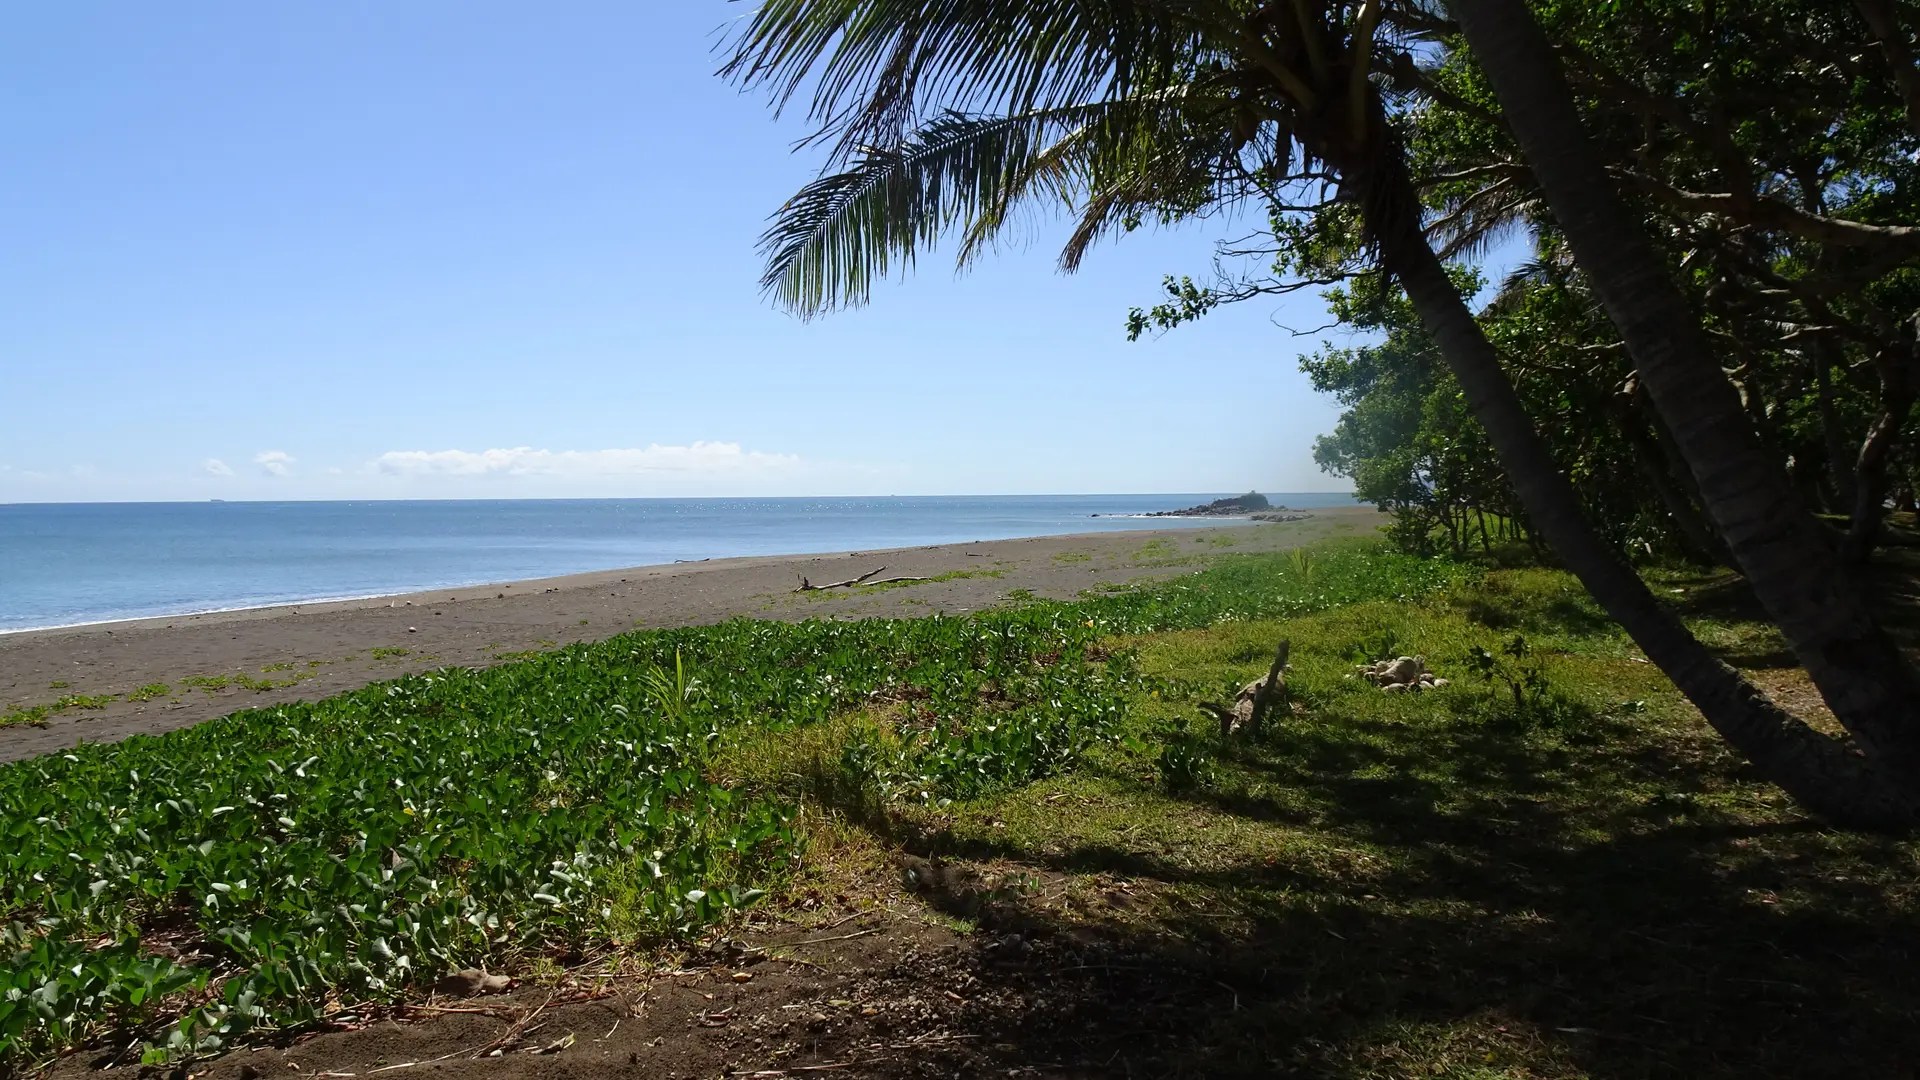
721;0;1417;315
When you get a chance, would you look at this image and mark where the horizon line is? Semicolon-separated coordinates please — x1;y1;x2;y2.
0;490;1359;508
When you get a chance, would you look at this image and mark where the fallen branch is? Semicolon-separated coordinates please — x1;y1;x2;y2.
797;567;888;592
470;989;556;1058
369;1043;484;1073
744;1062;873;1077
786;927;884;946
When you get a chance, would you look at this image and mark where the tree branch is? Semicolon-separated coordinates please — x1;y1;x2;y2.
1616;168;1920;255
1856;0;1920;142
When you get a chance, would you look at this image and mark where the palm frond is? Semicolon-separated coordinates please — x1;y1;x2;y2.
760;95;1231;314
1426;174;1538;263
721;0;1224;158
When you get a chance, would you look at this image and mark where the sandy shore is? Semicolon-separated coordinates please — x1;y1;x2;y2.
0;508;1381;762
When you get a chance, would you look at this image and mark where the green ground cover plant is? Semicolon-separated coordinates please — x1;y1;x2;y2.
1;693;122;731
0;542;1458;1068
0;706;52;730
51;694;115;712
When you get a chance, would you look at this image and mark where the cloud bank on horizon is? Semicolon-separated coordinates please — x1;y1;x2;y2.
0;440;876;502
372;441;801;478
2;441;1337;502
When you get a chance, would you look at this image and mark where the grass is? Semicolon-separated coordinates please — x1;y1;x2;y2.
52;693;116;711
1134;537;1199;567
0;705;52;730
179;671;310;695
4;540;1913;1076
127;684;171;703
725;559;1919;1078
1;692;120;729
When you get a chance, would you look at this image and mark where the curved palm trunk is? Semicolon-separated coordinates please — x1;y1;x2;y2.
1340;141;1920;826
1447;0;1920;786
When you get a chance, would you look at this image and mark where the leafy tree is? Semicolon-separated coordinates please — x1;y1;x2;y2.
1447;0;1920;811
1301;272;1533;557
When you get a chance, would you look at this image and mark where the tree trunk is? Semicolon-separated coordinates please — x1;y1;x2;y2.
1815;346;1861;514
1449;0;1920;787
1844;352;1917;563
1613;388;1727;565
1344;146;1920;827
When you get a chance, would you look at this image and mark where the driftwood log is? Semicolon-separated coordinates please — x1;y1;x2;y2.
1198;639;1290;737
795;566;930;592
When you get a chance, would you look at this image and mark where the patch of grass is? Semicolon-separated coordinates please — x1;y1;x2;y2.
127;683;171;703
53;693;116;711
1204;534;1239;547
1053;551;1092;564
260;662;295;673
182;672;307;696
0;705;52;729
47;681;70;690
1005;588;1037;603
368;646;411;659
837;564;1918;1078
1133;538;1197;567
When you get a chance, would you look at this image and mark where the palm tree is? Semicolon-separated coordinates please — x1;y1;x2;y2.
1445;0;1920;787
723;0;1920;824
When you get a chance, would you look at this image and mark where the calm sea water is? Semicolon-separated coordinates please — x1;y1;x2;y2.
0;494;1357;632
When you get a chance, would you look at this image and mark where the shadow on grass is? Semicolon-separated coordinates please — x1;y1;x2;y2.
838;705;1916;1079
755;553;1920;1078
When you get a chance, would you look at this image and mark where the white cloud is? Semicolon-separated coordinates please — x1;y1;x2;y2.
204;458;234;476
254;450;294;477
372;442;801;478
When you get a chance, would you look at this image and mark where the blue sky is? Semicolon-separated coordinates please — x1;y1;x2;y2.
1;2;1472;503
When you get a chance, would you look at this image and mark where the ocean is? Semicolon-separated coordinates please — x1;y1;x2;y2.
0;494;1358;633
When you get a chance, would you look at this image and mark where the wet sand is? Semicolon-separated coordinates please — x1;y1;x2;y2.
0;508;1382;762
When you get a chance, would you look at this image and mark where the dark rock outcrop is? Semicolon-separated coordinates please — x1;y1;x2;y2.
1143;491;1271;517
